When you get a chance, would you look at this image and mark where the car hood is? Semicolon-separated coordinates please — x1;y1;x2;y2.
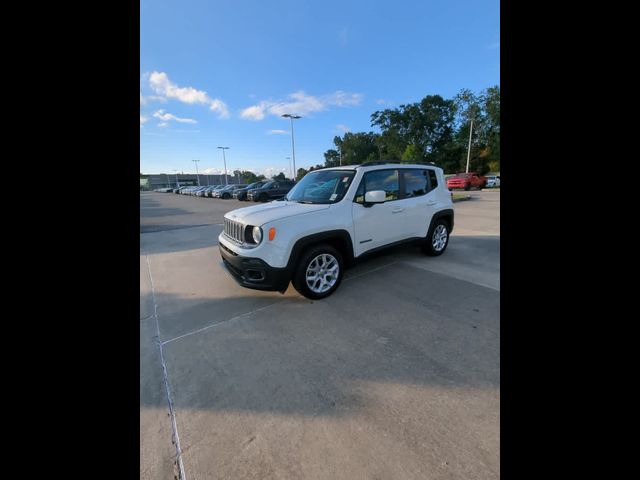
225;201;330;226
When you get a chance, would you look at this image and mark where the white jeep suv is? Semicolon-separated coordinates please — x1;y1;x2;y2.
219;162;454;299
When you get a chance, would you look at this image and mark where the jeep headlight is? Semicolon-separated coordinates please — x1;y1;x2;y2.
251;226;263;244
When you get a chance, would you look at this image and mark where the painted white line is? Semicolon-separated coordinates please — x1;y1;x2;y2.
161;301;284;347
343;261;399;281
146;255;187;480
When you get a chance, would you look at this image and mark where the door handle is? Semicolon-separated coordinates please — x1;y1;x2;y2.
392;207;404;213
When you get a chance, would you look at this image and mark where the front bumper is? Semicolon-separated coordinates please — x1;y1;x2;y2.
219;242;291;292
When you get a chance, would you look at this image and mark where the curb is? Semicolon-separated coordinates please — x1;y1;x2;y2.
452;195;472;203
481;188;500;192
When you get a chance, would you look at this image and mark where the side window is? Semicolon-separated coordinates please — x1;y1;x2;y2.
402;169;428;198
428;170;438;191
354;180;365;203
355;169;399;203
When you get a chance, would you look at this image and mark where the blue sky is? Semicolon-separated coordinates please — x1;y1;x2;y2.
140;0;499;177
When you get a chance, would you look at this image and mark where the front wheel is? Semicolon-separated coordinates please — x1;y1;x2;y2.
259;193;269;202
222;192;230;199
464;183;471;191
423;219;450;256
292;244;344;299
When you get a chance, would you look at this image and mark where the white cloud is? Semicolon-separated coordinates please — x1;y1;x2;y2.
157;122;169;128
267;129;289;135
153;110;197;124
203;167;225;175
263;166;289;178
209;98;230;118
240;104;267;121
140;90;167;106
240;90;363;121
336;124;350;133
148;71;229;118
140;115;149;125
376;99;388;105
325;91;362;107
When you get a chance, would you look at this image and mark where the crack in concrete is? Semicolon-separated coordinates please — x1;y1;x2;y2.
146;255;187;480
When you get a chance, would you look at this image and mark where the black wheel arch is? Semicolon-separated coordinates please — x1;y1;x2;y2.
428;209;454;235
285;230;355;274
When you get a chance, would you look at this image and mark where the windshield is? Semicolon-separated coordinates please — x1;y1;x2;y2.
286;170;355;204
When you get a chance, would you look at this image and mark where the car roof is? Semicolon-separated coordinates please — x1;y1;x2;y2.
313;163;442;173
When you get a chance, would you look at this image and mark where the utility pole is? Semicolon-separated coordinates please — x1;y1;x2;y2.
217;147;230;185
192;159;201;186
281;114;301;180
172;169;180;188
465;118;474;174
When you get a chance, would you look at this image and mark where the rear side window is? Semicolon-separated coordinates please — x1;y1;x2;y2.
354;169;399;203
402;169;429;198
428;169;438;189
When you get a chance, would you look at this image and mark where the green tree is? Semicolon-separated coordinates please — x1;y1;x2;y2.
371;95;457;165
324;132;379;166
272;172;287;181
296;167;308;181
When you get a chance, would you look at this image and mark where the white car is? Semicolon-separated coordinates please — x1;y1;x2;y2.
485;175;500;188
219;162;454;299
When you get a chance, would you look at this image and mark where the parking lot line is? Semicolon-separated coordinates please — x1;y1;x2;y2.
146;255;187;480
161;300;286;347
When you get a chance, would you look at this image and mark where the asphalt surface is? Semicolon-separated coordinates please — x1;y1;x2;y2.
140;191;500;479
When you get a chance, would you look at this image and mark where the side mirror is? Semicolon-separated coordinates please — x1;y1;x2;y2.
364;190;386;205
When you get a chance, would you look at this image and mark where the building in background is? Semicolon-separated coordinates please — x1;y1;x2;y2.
140;173;239;190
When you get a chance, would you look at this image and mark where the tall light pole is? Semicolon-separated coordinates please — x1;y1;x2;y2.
217;146;230;185
465;114;475;174
281;114;301;180
192;159;201;186
172;169;180;188
285;157;292;179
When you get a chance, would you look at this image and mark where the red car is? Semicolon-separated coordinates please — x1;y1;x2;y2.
446;172;487;191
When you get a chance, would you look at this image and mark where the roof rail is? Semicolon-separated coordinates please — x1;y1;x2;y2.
356;161;438;168
357;161;393;168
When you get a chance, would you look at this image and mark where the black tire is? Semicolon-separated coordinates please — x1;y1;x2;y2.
222;192;230;199
292;244;344;300
464;183;471;191
259;193;269;202
422;218;450;257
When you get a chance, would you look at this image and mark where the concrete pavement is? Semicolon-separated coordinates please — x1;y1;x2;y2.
140;191;500;479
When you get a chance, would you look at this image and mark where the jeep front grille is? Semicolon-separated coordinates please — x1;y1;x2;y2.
223;218;245;244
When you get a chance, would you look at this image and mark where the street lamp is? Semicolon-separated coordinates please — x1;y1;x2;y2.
217;147;230;185
172;169;180;188
281;114;301;180
285;157;292;179
192;159;201;186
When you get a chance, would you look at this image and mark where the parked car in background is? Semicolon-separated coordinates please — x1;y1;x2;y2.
214;184;247;199
233;181;267;201
247;180;296;202
485;175;500;188
196;186;213;197
446;172;487;191
208;185;226;197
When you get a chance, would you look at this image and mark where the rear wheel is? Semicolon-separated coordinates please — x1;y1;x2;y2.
222;192;230;199
422;219;450;256
292;244;344;299
464;183;471;191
